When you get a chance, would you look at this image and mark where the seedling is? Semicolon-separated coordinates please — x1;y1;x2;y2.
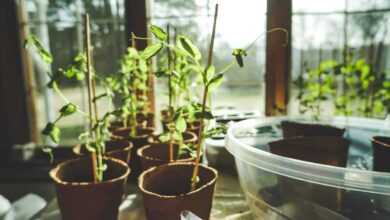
27;14;114;182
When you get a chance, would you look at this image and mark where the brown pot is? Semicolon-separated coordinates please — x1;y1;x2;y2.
139;162;217;220
372;136;390;172
112;127;154;179
73;140;133;164
108;120;125;132
147;131;198;146
50;157;130;220
137;143;196;172
280;120;345;138
269;136;349;212
137;112;155;128
269;136;349;167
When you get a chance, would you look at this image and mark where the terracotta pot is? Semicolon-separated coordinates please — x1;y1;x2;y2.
112;127;154;179
269;136;349;167
138;143;196;172
73;140;133;164
372;136;390;172
50;157;130;220
147;131;198;146
139;162;218;220
280;120;345;138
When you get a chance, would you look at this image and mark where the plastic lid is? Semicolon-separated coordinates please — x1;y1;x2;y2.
225;116;390;195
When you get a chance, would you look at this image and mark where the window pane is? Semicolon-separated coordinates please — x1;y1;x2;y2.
25;0;126;145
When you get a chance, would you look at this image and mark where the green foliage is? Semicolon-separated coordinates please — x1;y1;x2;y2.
150;25;168;41
25;35;53;64
178;35;202;61
42;123;61;144
297;57;390;118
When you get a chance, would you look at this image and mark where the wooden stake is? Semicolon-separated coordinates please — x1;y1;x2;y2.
84;13;98;183
191;4;218;191
166;24;175;162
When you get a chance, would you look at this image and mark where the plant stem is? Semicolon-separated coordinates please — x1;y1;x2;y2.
191;3;218;191
84;13;98;183
166;24;175;162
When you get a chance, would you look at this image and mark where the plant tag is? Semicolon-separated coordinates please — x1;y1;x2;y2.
180;210;202;220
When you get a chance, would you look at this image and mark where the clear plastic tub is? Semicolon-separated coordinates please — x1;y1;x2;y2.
225;116;390;220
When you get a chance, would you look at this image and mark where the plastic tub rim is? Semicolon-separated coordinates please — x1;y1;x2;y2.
226;116;390;195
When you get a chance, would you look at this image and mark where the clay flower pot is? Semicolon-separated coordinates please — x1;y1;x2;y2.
147;131;198;146
280;120;345;138
73;139;133;164
137;143;196;172
372;136;390;172
112;127;154;178
50;157;130;220
269;136;349;167
139;162;218;220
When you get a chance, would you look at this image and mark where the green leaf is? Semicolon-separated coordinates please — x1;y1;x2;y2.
232;48;247;67
195;111;214;119
141;43;163;60
42;123;61;144
205;65;215;83
150;25;167;41
175;116;187;133
59;103;77;117
207;73;224;90
178;35;201;60
25;35;53;64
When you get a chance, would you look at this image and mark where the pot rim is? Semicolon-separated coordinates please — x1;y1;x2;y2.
372;136;390;148
138;162;218;199
73;141;133;156
137;144;194;163
147;131;198;144
50;157;130;186
112;127;154;139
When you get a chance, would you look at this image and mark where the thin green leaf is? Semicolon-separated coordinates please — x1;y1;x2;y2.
175;116;187;133
25;35;53;64
141;43;163;60
42;123;61;144
207;73;224;90
178;35;201;60
59;103;77;117
150;25;167;41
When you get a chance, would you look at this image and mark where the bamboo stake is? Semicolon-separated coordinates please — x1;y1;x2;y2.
84;14;98;183
166;24;174;162
191;4;218;191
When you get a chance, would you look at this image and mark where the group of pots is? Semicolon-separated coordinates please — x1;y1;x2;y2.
49;112;217;220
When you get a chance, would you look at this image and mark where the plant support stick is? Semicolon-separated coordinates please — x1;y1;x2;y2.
84;14;98;183
191;4;218;191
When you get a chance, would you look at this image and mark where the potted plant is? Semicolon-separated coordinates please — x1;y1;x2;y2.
26;14;130;220
110;29;164;179
138;4;245;219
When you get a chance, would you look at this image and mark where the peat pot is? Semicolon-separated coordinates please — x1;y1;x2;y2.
281;120;345;138
73;139;133;164
50;157;130;220
147;131;198;146
139;162;217;220
112;127;154;179
137;143;195;172
372;136;390;172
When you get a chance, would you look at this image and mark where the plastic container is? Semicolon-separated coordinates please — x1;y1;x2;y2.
225;116;390;220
